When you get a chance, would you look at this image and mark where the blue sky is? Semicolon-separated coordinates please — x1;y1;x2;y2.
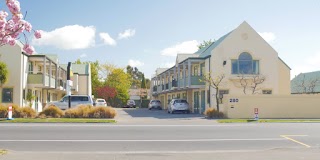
6;0;320;79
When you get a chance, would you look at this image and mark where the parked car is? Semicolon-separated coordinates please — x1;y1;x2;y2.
94;98;107;107
148;100;162;110
168;99;190;114
126;100;136;108
46;95;94;110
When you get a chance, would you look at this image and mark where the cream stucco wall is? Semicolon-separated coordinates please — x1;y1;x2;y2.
224;95;320;118
207;22;290;111
278;59;291;94
0;44;27;107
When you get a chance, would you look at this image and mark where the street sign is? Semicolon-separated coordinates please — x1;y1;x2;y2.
254;108;259;120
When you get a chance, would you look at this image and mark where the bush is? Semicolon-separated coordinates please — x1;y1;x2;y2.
13;107;36;118
205;108;225;119
64;106;117;119
40;105;64;118
89;107;117;118
0;105;7;118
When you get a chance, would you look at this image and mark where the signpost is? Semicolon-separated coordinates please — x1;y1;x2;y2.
254;108;259;120
67;62;72;109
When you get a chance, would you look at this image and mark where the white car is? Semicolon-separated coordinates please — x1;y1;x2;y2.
94;98;107;107
148;100;162;110
46;95;94;110
168;99;190;114
126;100;136;108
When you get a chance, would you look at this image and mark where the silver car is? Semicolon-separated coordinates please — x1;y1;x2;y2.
148;100;162;110
46;95;94;110
168;99;190;114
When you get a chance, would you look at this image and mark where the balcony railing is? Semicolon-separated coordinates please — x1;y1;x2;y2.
191;76;205;85
27;74;43;84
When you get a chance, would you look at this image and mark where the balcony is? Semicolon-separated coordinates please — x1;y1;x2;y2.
27;73;57;88
27;74;43;84
191;76;205;85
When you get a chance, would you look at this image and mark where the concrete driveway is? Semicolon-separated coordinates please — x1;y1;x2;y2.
115;108;215;124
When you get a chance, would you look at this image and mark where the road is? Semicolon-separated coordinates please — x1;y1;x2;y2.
0;109;320;160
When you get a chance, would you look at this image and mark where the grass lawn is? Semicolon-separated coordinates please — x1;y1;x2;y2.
218;119;320;123
0;118;116;123
0;149;7;155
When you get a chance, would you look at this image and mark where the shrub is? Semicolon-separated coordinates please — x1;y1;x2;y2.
205;108;225;119
89;107;117;118
0;105;7;118
64;105;92;118
40;105;64;118
64;105;116;119
13;107;36;118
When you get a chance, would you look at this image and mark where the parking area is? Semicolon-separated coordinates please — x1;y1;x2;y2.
114;108;213;124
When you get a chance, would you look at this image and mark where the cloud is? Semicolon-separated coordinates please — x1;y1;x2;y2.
32;25;96;50
80;53;87;58
99;33;116;46
291;52;320;79
128;59;144;67
161;40;199;56
162;62;175;68
118;29;136;39
258;32;276;43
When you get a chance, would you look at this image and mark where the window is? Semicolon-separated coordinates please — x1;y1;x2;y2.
193;66;198;76
2;88;13;103
28;62;33;73
262;90;272;94
232;52;259;74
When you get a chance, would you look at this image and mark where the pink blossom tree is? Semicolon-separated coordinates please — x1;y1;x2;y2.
0;0;41;54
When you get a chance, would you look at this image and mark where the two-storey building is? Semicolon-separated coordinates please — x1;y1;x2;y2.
151;21;291;114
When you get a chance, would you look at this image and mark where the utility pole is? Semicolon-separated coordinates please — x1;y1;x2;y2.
67;62;72;109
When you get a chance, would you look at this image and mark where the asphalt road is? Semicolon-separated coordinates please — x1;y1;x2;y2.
1;109;320;160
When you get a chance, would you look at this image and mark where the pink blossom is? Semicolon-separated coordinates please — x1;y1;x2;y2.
6;0;21;14
24;21;32;32
0;11;8;20
8;38;16;46
2;35;10;44
12;13;23;23
23;44;34;55
0;20;6;30
34;30;41;39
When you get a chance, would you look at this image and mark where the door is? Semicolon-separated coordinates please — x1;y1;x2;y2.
201;91;205;114
193;91;199;113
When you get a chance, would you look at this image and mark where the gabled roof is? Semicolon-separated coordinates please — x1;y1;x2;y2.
176;54;199;64
291;71;320;93
196;30;233;58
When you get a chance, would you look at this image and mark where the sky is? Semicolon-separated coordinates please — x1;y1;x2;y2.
4;0;320;79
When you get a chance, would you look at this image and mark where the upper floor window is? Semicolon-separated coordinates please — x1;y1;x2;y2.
232;52;259;74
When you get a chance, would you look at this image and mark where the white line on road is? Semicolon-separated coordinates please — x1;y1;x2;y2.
0;124;255;127
0;138;284;142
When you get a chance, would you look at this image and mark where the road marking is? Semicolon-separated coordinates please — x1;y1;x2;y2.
0;124;256;127
0;138;284;142
280;135;311;148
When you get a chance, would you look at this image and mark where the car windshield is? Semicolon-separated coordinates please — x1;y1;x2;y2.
175;100;188;103
97;100;105;102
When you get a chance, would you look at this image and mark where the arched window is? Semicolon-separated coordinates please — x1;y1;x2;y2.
232;52;259;74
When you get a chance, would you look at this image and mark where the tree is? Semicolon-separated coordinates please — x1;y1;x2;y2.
126;65;143;88
26;90;35;107
1;0;41;54
141;74;146;89
106;68;131;107
0;62;8;86
293;74;320;94
237;75;266;94
96;86;117;105
201;73;225;112
145;78;150;89
197;39;214;50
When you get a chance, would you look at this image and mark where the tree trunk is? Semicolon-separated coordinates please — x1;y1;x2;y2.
215;88;219;112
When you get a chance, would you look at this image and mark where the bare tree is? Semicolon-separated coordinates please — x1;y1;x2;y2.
293;74;320;94
237;75;266;94
202;73;225;112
